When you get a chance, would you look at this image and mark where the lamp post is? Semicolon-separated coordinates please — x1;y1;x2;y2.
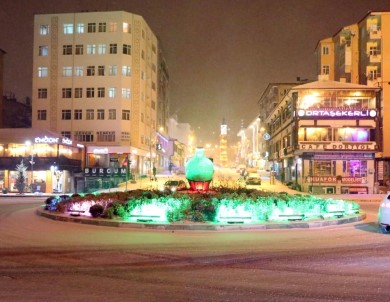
25;140;35;192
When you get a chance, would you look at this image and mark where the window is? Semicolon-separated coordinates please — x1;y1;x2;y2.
87;23;96;33
62;110;71;120
141;71;145;80
74;66;83;76
122;66;131;76
369;46;378;56
109;43;117;54
368;70;379;80
336;128;370;142
322;65;330;75
108;88;116;98
97;109;105;120
151;100;156;110
322;46;329;55
86;88;95;98
40;25;49;35
313;160;333;176
141;113;144;122
121;132;130;141
152;44;156;54
343;160;367;178
74;109;82;120
97;87;105;98
152;82;156;91
38;67;48;77
109;65;117;76
109;22;117;32
74;88;82;98
141;50;144;59
97;131;115;142
37;110;47;120
63;45;72;55
86;109;94;120
61;131;71;139
87;66;95;76
75;44;83;55
108;109;116;120
87;44;96;54
98;22;106;32
75;131;94;142
122;110;130;120
98;65;105;76
62;67;72;77
62;88;72;98
76;23;84;33
152;63;156;72
98;44;106;55
123;22;130;33
122;88;131;99
39;45;48;56
38;88;47;99
142;29;145;38
63;24;73;34
123;44;131;55
299;127;331;142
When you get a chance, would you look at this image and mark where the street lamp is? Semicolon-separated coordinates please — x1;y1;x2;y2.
25;140;35;192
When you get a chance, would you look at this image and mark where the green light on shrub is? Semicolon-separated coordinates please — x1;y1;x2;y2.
129;199;168;222
216;204;253;223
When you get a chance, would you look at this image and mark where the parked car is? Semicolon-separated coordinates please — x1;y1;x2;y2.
246;176;261;185
378;192;390;233
163;180;187;192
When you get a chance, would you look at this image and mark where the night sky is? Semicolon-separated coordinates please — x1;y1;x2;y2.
1;0;390;145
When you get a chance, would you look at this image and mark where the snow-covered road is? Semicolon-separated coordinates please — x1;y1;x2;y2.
0;198;388;301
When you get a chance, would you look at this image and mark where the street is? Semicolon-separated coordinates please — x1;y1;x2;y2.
0;195;389;301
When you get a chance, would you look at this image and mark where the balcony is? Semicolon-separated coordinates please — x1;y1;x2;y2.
369;29;382;40
369;53;382;63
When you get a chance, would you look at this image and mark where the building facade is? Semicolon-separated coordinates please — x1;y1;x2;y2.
265;80;380;194
32;11;166;191
0;128;84;193
315;11;390;185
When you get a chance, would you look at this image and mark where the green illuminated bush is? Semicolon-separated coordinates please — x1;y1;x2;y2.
54;188;360;223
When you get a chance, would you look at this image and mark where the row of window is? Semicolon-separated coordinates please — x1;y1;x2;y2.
298;127;374;142
40;22;132;35
39;43;133;56
37;109;131;121
37;65;155;84
38;87;131;99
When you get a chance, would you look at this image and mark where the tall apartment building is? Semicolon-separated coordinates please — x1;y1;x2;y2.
33;11;166;187
0;49;6;128
315;11;390;185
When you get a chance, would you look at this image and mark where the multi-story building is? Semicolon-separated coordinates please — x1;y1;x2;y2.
315;11;390;185
0;49;6;128
32;11;165;190
266;80;380;194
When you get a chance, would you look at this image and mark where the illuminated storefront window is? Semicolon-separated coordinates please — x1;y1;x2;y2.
336;128;371;142
312;160;335;176
343;160;367;178
298;127;331;141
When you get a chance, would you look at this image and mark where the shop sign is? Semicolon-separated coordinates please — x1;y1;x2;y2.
298;142;375;151
306;176;365;184
307;176;337;183
297;109;376;118
341;177;363;184
92;148;109;154
304;152;374;160
84;167;127;177
34;136;73;145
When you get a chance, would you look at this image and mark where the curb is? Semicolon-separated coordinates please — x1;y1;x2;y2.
36;208;366;231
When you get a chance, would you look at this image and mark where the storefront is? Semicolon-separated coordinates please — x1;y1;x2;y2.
0;129;84;193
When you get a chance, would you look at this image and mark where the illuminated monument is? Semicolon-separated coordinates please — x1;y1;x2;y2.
185;147;214;191
219;118;228;167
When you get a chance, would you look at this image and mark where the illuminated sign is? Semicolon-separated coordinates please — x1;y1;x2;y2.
34;136;73;145
93;148;109;154
297;109;376;118
35;136;59;144
84;167;127;177
306;176;364;184
298;142;375;151
263;133;271;140
221;125;227;135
